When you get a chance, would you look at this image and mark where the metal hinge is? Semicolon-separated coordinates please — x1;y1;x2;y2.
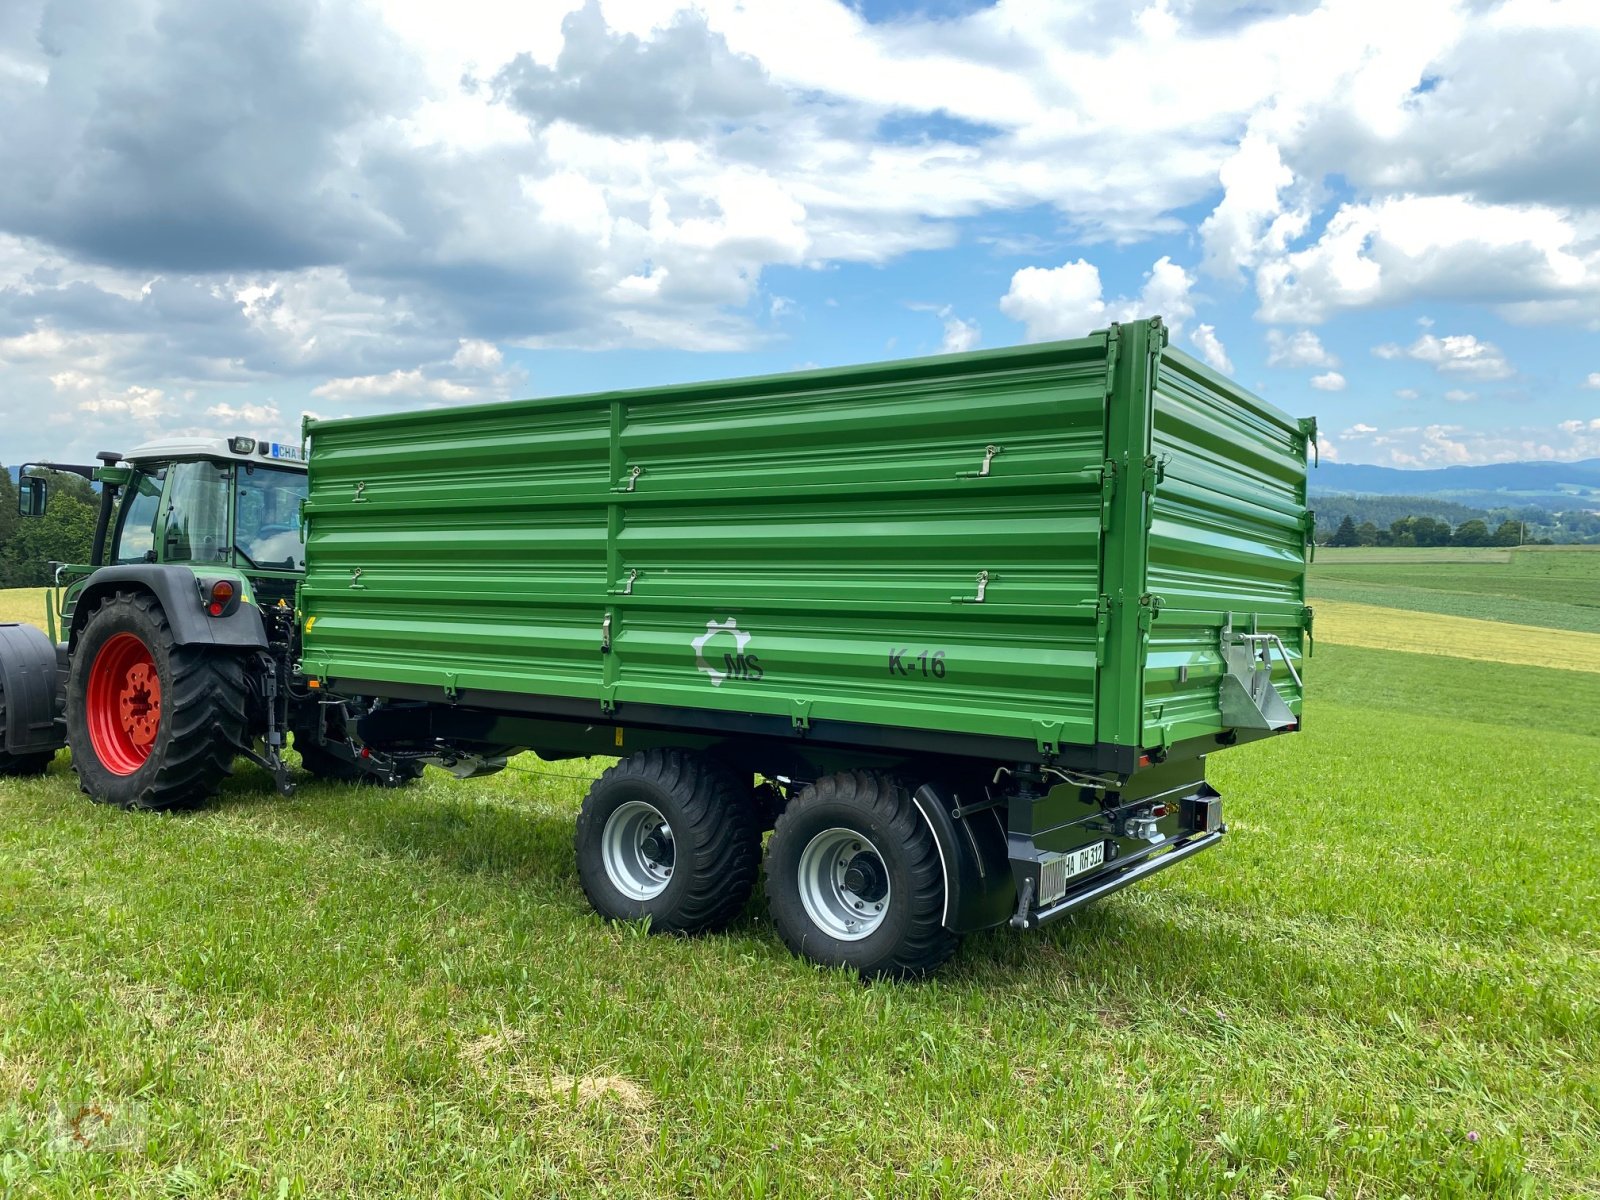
1302;510;1318;563
609;568;639;596
611;465;644;493
1142;454;1167;493
600;612;613;653
1300;416;1319;467
1137;593;1163;632
791;699;813;731
352;481;366;503
1094;594;1112;665
1100;460;1117;530
349;567;364;589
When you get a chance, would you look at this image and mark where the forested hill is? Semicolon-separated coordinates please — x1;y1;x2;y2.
1311;458;1600;499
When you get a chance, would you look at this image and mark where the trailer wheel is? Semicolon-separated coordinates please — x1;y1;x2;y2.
575;749;760;934
65;592;247;810
765;771;958;979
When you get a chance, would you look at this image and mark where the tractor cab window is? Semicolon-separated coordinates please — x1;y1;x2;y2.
234;464;307;570
112;470;165;564
163;461;231;563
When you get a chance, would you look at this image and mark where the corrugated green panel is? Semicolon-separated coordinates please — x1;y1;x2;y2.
301;340;1114;750
1143;347;1310;746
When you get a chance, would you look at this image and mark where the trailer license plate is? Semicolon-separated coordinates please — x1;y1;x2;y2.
1040;842;1106;905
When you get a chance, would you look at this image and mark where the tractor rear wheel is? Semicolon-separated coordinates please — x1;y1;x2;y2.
65;592;247;810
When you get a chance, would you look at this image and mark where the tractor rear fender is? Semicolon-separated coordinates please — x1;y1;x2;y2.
0;622;63;755
69;566;267;651
912;782;1016;935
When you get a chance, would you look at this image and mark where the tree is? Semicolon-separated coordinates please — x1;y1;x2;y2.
0;466;19;574
1452;519;1491;547
1;470;98;587
1355;521;1379;547
1492;519;1521;547
1328;515;1360;547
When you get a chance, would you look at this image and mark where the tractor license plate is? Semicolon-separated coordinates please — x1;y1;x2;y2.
1039;842;1106;905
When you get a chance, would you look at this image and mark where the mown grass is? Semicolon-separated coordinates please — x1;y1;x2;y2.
1310;599;1600;673
3;571;1599;1196
1311;546;1600;633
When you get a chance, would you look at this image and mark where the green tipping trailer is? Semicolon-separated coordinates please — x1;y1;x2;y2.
299;317;1314;977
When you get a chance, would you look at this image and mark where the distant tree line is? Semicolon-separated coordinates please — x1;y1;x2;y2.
1323;514;1544;548
0;465;98;587
1314;494;1600;546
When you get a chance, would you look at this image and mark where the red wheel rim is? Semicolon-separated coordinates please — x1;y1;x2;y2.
86;632;161;775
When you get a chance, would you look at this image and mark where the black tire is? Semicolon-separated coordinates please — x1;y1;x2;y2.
0;745;52;777
765;771;958;980
65;592;247;811
575;748;760;934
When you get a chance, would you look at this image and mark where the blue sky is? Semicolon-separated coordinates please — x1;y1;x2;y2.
1;0;1597;467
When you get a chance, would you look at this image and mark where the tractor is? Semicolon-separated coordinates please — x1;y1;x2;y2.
1;436;410;806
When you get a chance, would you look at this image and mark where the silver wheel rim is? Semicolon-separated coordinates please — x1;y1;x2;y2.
601;800;675;901
797;827;890;941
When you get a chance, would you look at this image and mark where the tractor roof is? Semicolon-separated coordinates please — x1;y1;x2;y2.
123;436;306;470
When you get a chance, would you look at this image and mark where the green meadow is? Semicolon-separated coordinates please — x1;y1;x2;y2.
1;553;1597;1197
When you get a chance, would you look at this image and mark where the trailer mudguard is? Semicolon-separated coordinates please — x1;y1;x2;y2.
0;622;63;755
69;566;268;650
912;783;1016;934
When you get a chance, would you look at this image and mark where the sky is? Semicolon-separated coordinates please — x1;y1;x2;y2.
0;0;1597;469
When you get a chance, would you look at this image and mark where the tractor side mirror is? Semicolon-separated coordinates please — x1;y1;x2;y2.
17;476;47;517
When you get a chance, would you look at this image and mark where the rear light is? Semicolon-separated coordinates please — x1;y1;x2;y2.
207;579;235;617
1151;804;1168;818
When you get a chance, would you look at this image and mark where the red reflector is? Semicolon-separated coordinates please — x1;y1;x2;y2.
1151;804;1167;818
1138;754;1151;767
207;602;223;616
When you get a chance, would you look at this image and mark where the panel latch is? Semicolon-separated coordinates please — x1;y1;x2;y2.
952;570;991;604
958;444;1003;478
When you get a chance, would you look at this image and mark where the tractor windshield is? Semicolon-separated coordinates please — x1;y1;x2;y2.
234;464;308;571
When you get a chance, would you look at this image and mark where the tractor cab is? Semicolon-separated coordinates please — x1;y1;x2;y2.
98;436;309;609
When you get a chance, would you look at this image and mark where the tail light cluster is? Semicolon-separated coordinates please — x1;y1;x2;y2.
198;577;241;618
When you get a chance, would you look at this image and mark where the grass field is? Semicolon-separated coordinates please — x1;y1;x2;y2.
3;556;1598;1198
1311;545;1600;634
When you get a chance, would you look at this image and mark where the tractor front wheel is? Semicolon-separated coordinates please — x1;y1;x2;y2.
65;592;247;810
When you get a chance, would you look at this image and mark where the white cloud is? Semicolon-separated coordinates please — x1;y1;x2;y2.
939;312;980;355
1394;388;1419;400
1342;423;1377;437
1266;329;1338;369
1254;195;1600;324
311;369;476;403
1333;421;1600;466
1443;389;1476;403
1188;324;1232;373
450;339;503;371
205;401;282;425
1000;255;1194;342
1373;332;1514;380
1310;371;1346;391
1199;134;1301;278
1585;373;1600;389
